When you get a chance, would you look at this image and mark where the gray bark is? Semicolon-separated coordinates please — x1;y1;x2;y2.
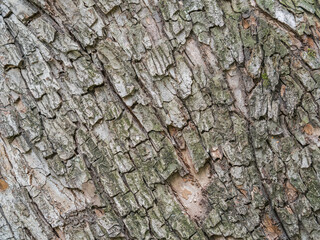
0;0;320;239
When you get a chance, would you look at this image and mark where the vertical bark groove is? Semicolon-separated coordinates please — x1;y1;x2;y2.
0;0;320;239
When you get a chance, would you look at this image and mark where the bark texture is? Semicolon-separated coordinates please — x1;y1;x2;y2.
0;0;320;239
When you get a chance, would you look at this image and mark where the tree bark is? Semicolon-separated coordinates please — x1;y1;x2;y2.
0;0;320;239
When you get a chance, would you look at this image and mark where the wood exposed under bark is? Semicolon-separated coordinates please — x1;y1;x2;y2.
0;0;320;239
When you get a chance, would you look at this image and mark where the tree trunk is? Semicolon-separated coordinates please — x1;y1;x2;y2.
0;0;320;239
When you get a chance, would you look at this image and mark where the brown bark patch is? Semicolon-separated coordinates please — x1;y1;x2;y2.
243;15;257;29
304;124;314;135
94;209;105;217
302;36;316;49
15;99;28;113
280;85;286;97
0;179;9;192
285;181;298;203
210;147;223;160
54;227;66;240
181;188;192;200
262;214;282;240
82;180;102;206
169;171;210;222
242;19;250;29
168;125;212;221
236;185;248;198
314;22;320;39
303;123;320;136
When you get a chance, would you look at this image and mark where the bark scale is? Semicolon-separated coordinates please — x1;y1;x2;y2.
0;0;320;239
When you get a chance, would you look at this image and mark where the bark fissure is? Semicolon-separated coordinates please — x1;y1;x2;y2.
0;0;320;239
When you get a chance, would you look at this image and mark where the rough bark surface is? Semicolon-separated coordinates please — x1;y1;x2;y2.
0;0;320;239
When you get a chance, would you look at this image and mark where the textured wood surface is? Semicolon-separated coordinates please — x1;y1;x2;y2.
0;0;320;239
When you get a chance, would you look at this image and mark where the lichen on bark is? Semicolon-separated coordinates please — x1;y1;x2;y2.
0;0;320;239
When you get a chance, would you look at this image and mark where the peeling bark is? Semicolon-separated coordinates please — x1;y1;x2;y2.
0;0;320;239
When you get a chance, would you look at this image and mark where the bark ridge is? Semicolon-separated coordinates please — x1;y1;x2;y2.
0;0;320;239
